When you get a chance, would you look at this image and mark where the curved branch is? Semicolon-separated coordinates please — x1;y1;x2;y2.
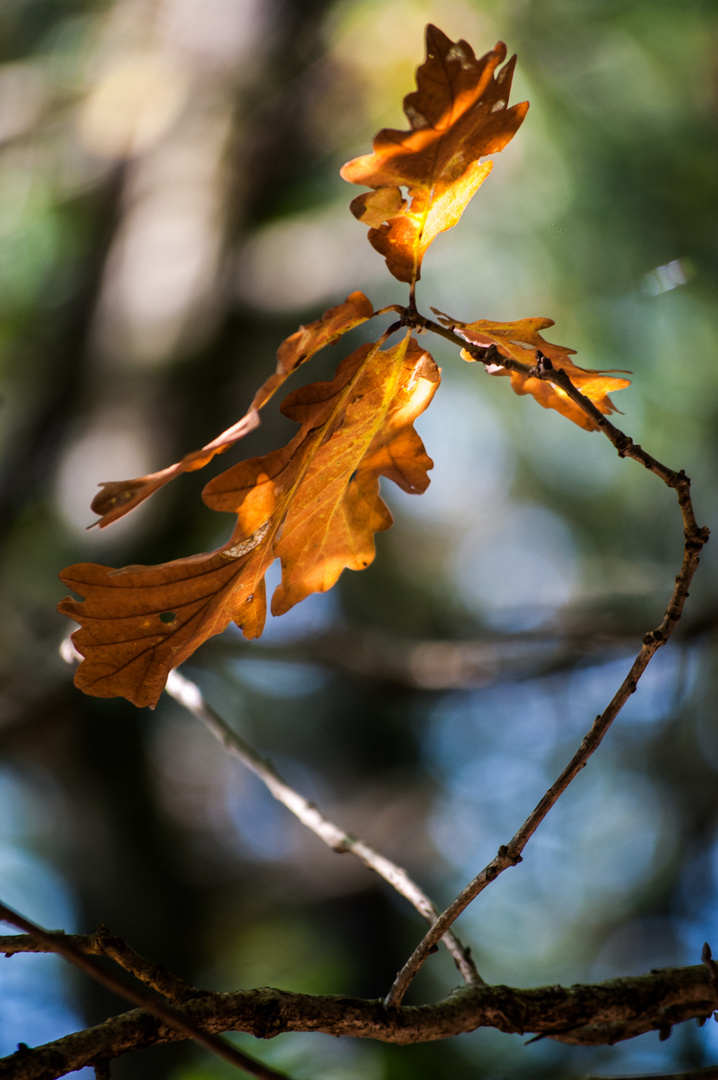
1;964;716;1079
383;309;709;1007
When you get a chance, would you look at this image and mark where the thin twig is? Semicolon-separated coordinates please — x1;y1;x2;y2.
0;925;199;1004
0;901;290;1080
164;669;481;987
382;307;709;1007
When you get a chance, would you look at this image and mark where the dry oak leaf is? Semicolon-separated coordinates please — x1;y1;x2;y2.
436;312;630;431
340;25;528;285
59;333;439;708
89;291;374;528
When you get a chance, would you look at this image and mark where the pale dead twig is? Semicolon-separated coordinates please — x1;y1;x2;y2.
164;668;481;987
58;642;480;987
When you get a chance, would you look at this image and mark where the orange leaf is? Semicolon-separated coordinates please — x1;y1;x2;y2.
435;312;630;431
340;26;528;285
59;334;439;707
90;291;374;527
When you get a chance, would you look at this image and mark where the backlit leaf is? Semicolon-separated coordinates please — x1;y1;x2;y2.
340;26;528;285
89;291;374;527
59;333;439;707
435;312;630;431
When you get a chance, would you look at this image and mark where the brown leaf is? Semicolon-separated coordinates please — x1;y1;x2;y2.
58;549;269;709
340;26;528;285
435;312;630;431
60;334;439;707
90;291;374;527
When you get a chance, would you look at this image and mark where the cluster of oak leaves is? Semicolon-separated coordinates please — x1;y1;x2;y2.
60;27;630;709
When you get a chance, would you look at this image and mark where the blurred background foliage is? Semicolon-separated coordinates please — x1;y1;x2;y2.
0;0;717;1077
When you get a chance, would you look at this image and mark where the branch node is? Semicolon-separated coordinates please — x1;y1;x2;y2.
498;844;523;866
702;942;718;989
615;434;633;458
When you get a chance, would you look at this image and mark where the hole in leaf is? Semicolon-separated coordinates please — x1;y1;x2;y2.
159;612;176;624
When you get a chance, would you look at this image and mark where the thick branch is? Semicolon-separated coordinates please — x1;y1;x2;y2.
1;964;716;1079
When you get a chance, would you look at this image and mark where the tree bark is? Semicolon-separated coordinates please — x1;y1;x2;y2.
2;964;716;1080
